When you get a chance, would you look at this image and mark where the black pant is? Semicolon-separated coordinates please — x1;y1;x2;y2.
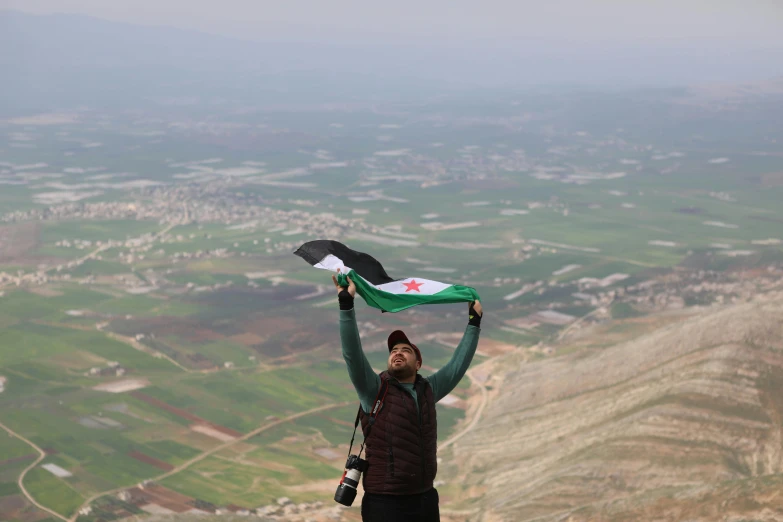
361;488;440;522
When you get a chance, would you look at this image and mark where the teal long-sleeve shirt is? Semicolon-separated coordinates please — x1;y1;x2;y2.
339;308;481;413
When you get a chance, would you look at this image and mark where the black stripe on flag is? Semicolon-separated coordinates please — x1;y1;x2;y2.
293;240;398;286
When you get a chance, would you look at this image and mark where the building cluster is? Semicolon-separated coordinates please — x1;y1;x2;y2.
0;183;385;291
491;260;783;339
359;145;532;190
623;267;783;311
0;270;49;287
85;361;127;378
105;487;346;522
2;187;373;246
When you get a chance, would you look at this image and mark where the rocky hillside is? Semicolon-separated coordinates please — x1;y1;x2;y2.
445;293;783;521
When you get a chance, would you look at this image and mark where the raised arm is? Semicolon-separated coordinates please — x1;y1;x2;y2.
427;301;483;403
334;275;381;413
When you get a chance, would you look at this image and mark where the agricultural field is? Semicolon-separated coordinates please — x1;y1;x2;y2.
1;82;782;521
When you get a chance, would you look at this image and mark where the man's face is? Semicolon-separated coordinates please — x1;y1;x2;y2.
388;343;420;380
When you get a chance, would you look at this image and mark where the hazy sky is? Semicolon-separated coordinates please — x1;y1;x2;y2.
8;0;783;48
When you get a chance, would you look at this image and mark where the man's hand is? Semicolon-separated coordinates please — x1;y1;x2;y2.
332;274;356;297
468;300;483;327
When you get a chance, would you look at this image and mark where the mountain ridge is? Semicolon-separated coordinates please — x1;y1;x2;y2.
444;292;783;521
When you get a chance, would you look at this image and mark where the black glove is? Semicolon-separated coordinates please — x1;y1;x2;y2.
468;302;482;327
338;288;354;310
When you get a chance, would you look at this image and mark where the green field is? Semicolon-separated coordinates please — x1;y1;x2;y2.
38;220;161;245
1;84;782;519
0;431;37;460
24;467;85;518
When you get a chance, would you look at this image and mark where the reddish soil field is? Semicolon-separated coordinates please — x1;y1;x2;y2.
124;317;225;343
317;414;354;428
761;171;783;187
463;178;519;190
128;484;200;513
0;223;39;262
0;495;26;521
229;332;268;347
243;316;300;334
127;451;174;471
130;391;243;437
0;454;36;467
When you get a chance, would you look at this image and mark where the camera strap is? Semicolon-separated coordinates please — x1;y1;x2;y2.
347;377;389;459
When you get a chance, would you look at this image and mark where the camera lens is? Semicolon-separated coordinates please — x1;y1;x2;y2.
334;468;362;506
334;483;357;506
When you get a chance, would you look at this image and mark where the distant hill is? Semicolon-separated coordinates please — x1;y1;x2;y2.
0;10;255;70
0;10;251;111
448;293;783;521
0;10;446;114
681;77;783;108
4;9;783;115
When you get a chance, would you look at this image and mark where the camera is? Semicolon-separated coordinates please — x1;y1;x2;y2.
334;454;369;506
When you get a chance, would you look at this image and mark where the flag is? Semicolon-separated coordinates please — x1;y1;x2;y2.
293;240;480;313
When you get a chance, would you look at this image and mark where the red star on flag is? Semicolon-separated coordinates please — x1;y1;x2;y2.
402;279;424;292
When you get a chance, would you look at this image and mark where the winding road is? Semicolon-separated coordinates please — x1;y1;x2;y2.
0;421;69;522
0;401;351;521
440;370;490;451
67;401;352;522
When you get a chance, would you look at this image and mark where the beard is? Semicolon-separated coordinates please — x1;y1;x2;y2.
388;361;416;380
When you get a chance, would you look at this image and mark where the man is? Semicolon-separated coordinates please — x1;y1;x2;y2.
332;274;483;522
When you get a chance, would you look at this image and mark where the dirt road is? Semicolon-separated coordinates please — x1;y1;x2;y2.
68;401;352;521
0;421;69;522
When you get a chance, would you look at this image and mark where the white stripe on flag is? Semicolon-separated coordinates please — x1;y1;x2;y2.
313;254;353;274
311;255;452;295
377;277;452;295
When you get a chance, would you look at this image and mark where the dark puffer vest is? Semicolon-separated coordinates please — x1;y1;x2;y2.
359;371;438;495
